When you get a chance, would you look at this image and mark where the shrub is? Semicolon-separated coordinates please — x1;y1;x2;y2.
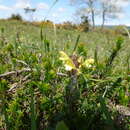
32;20;54;27
78;16;90;32
57;21;77;30
99;28;116;36
8;14;23;21
114;25;128;36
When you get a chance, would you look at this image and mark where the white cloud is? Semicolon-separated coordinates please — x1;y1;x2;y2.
37;2;49;10
14;0;31;9
115;0;130;7
104;0;130;7
0;5;12;10
52;13;58;18
58;7;66;12
116;12;125;19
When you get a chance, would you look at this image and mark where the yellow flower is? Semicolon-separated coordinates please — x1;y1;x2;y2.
59;51;76;71
82;58;94;68
78;56;84;64
59;51;94;73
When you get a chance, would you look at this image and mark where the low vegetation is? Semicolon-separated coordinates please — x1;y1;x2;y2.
8;14;23;21
0;20;130;130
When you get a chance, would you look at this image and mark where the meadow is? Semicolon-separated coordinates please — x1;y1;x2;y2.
0;19;130;130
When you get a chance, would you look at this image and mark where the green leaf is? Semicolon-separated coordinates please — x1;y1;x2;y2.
56;121;69;130
73;34;80;54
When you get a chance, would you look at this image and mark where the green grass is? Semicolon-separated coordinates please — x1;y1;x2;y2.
0;20;130;130
0;20;130;73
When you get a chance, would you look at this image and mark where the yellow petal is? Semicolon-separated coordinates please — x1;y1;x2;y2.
59;51;76;71
85;59;94;64
59;51;70;61
78;56;83;63
83;58;94;68
65;64;74;71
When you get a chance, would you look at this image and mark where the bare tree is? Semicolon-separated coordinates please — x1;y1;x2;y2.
100;0;120;28
71;0;130;28
87;0;96;28
70;0;98;28
100;0;129;28
101;1;107;28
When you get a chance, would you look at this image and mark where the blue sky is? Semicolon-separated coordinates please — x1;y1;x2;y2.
0;0;130;25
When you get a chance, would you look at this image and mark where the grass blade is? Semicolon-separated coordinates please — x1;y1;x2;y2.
73;34;80;54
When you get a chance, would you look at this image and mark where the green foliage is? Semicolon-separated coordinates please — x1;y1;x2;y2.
0;20;130;130
56;121;69;130
105;36;124;75
114;25;128;36
77;43;87;56
79;15;90;32
8;14;23;21
73;34;80;53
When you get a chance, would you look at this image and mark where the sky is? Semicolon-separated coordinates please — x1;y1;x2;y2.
0;0;130;25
